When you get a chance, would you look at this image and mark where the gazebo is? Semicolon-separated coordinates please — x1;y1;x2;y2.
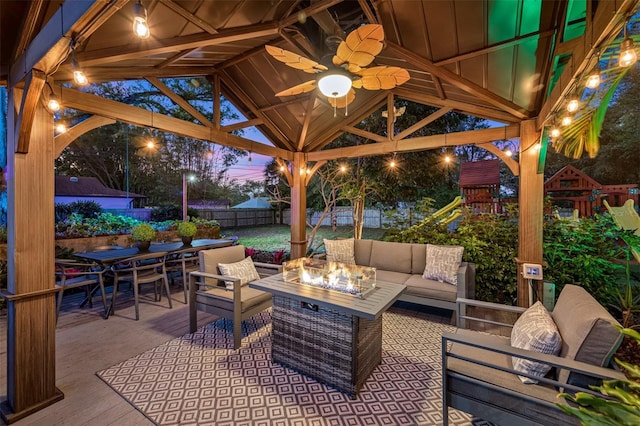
1;0;638;421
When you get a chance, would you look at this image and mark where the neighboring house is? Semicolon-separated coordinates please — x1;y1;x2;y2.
231;197;272;209
55;176;146;209
188;199;231;210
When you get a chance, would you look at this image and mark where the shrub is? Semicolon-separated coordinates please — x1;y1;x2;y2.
177;221;197;237
69;201;103;218
151;204;199;221
131;223;156;242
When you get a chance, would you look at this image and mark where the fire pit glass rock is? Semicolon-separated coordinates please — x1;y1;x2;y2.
282;257;376;298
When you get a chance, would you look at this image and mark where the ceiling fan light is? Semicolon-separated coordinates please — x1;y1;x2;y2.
318;73;352;98
619;37;637;67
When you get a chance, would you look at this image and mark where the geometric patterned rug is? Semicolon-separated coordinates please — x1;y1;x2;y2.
97;306;492;426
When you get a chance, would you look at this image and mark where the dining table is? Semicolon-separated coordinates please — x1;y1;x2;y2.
73;238;235;317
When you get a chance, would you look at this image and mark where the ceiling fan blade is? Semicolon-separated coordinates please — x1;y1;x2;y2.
327;89;356;108
275;80;317;97
265;45;328;74
333;24;384;68
353;66;410;90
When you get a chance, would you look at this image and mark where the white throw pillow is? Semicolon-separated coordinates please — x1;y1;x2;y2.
324;238;356;264
422;244;464;285
511;301;562;384
218;256;260;288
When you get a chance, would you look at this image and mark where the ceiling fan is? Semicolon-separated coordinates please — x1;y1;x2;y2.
265;24;410;113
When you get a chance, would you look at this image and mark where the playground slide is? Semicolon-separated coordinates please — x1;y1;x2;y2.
431;196;463;221
441;208;462;225
603;199;640;262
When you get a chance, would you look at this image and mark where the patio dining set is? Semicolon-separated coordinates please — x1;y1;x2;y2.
54;238;234;321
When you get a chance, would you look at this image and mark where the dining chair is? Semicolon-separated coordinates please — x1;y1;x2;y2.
54;259;108;321
165;246;201;303
111;251;171;320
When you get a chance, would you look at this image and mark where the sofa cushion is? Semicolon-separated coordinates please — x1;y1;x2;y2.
552;284;623;386
370;241;412;273
375;270;411;285
324;238;356;264
404;275;458;302
423;244;464;285
354;239;373;266
218;256;260;288
511;302;562;384
411;244;427;274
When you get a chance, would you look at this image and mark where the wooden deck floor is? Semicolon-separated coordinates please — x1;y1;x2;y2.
0;282;220;425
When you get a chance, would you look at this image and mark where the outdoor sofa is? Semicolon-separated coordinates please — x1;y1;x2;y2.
323;238;476;313
442;284;625;425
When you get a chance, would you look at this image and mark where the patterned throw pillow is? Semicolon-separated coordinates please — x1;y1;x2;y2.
422;244;464;285
217;256;260;288
511;301;562;384
324;238;356;264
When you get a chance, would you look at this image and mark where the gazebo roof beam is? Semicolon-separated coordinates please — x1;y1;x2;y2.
145;76;213;128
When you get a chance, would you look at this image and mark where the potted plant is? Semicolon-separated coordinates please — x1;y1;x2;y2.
131;223;156;251
177;221;197;246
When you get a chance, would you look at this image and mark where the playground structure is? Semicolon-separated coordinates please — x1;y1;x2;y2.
459;160;504;214
603;199;640;263
545;165;638;218
431;196;463;224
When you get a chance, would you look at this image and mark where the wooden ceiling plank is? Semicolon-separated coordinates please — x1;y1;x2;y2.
146;76;213;127
307;125;520;162
297;98;316;151
12;0;45;62
393;87;519;124
54;115;115;157
55;85;293;160
221;75;295;151
155;48;199;69
15;69;46;153
342;126;387;143
157;0;219;34
10;0;115;85
394;107;451;141
77;22;281;67
220;118;263;132
434;29;556;67
537;0;640;127
385;41;530;120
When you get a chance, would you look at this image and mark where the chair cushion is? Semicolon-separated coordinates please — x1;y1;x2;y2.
324;238;356;264
403;275;458;302
552;284;622;386
218;256;260;288
511;301;562;384
370;240;412;273
422;244;464;285
197;286;271;312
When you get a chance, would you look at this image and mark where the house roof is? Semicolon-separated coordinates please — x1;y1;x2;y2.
231;198;273;209
459;160;500;187
55;176;145;198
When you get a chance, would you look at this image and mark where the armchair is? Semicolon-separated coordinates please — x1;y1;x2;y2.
188;245;282;349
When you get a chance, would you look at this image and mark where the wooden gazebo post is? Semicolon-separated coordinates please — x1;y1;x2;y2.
289;152;308;259
516;119;544;307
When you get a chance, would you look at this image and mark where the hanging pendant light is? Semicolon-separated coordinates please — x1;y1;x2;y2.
133;0;150;39
619;20;637;67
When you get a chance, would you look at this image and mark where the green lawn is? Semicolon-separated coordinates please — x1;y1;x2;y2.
219;225;386;253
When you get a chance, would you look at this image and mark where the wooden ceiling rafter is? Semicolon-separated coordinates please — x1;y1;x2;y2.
219;72;295;151
12;0;45;62
394;107;452;141
154;48;199;69
54;115;116;157
307;124;520;162
297;97;316;151
386;42;530;120
220;118;262;132
157;0;219;35
146;76;213;128
392;87;519;124
341;126;387;143
54;85;293;160
357;0;378;25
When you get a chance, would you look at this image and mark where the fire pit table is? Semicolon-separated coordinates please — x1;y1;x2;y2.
249;258;406;398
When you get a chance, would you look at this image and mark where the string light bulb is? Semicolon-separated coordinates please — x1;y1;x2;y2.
55;123;67;133
566;98;580;113
619;21;637;67
561;115;572;126
585;65;601;89
504;149;512;157
71;49;88;86
550;127;561;138
47;83;60;112
133;0;150;39
444;154;451;163
340;164;347;173
146;139;155;149
279;165;285;172
389;159;396;168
